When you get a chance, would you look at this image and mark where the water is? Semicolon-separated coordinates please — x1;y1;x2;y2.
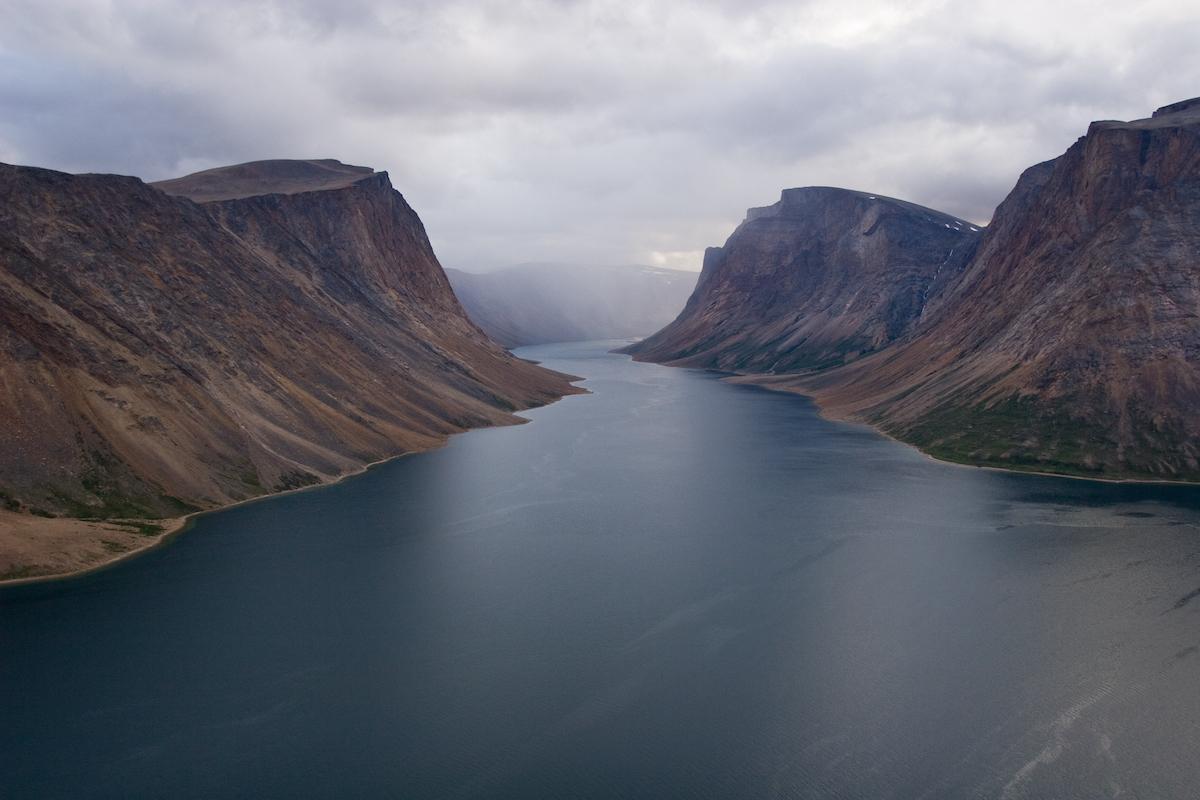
3;341;1200;799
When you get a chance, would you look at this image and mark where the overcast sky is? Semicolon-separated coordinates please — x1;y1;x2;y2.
2;1;1198;271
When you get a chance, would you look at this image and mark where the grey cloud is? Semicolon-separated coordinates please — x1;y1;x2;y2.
1;0;1198;270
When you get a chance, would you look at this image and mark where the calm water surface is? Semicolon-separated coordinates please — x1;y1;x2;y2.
3;341;1200;799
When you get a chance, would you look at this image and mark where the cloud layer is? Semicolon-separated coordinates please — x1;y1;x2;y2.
2;0;1198;270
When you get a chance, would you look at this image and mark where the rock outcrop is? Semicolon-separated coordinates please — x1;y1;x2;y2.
621;188;981;372
0;159;580;541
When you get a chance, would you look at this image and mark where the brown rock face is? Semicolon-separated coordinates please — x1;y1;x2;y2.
792;100;1200;479
0;160;580;522
621;188;981;372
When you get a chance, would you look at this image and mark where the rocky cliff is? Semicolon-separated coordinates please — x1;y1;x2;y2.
447;263;696;348
621;188;981;371
0;159;580;576
788;99;1200;480
634;99;1200;482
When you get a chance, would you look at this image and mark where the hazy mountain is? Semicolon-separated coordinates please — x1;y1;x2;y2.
629;99;1200;481
0;159;579;557
446;263;696;348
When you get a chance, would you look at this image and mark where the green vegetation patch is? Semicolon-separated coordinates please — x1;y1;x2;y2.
897;394;1118;478
114;522;164;537
274;470;321;492
0;565;49;582
239;469;265;492
46;480;196;524
159;495;201;515
0;489;21;513
52;485;162;521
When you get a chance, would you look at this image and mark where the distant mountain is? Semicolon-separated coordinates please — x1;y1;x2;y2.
621;189;981;372
446;263;696;348
629;99;1200;482
0;159;580;577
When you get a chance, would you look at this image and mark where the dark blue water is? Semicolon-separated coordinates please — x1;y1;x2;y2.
4;341;1200;799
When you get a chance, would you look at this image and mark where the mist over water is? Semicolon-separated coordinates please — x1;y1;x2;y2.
3;341;1200;799
447;263;697;347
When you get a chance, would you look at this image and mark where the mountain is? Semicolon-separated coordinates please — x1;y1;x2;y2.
0;159;580;579
446;263;697;348
634;98;1200;482
786;99;1200;480
620;189;981;371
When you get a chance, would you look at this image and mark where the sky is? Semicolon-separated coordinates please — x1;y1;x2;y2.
1;1;1198;272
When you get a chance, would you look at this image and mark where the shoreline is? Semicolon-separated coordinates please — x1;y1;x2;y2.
616;344;1200;489
0;450;408;589
723;371;1200;488
0;388;587;589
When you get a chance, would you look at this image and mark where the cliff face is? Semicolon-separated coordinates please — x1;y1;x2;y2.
791;99;1200;479
0;160;580;528
622;188;981;372
447;263;697;348
629;99;1200;480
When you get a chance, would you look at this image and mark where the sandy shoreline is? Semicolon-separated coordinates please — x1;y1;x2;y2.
0;388;586;588
0;450;424;588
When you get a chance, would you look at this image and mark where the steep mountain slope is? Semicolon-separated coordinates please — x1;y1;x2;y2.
446;263;696;348
621;188;982;371
0;159;580;576
777;99;1200;480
